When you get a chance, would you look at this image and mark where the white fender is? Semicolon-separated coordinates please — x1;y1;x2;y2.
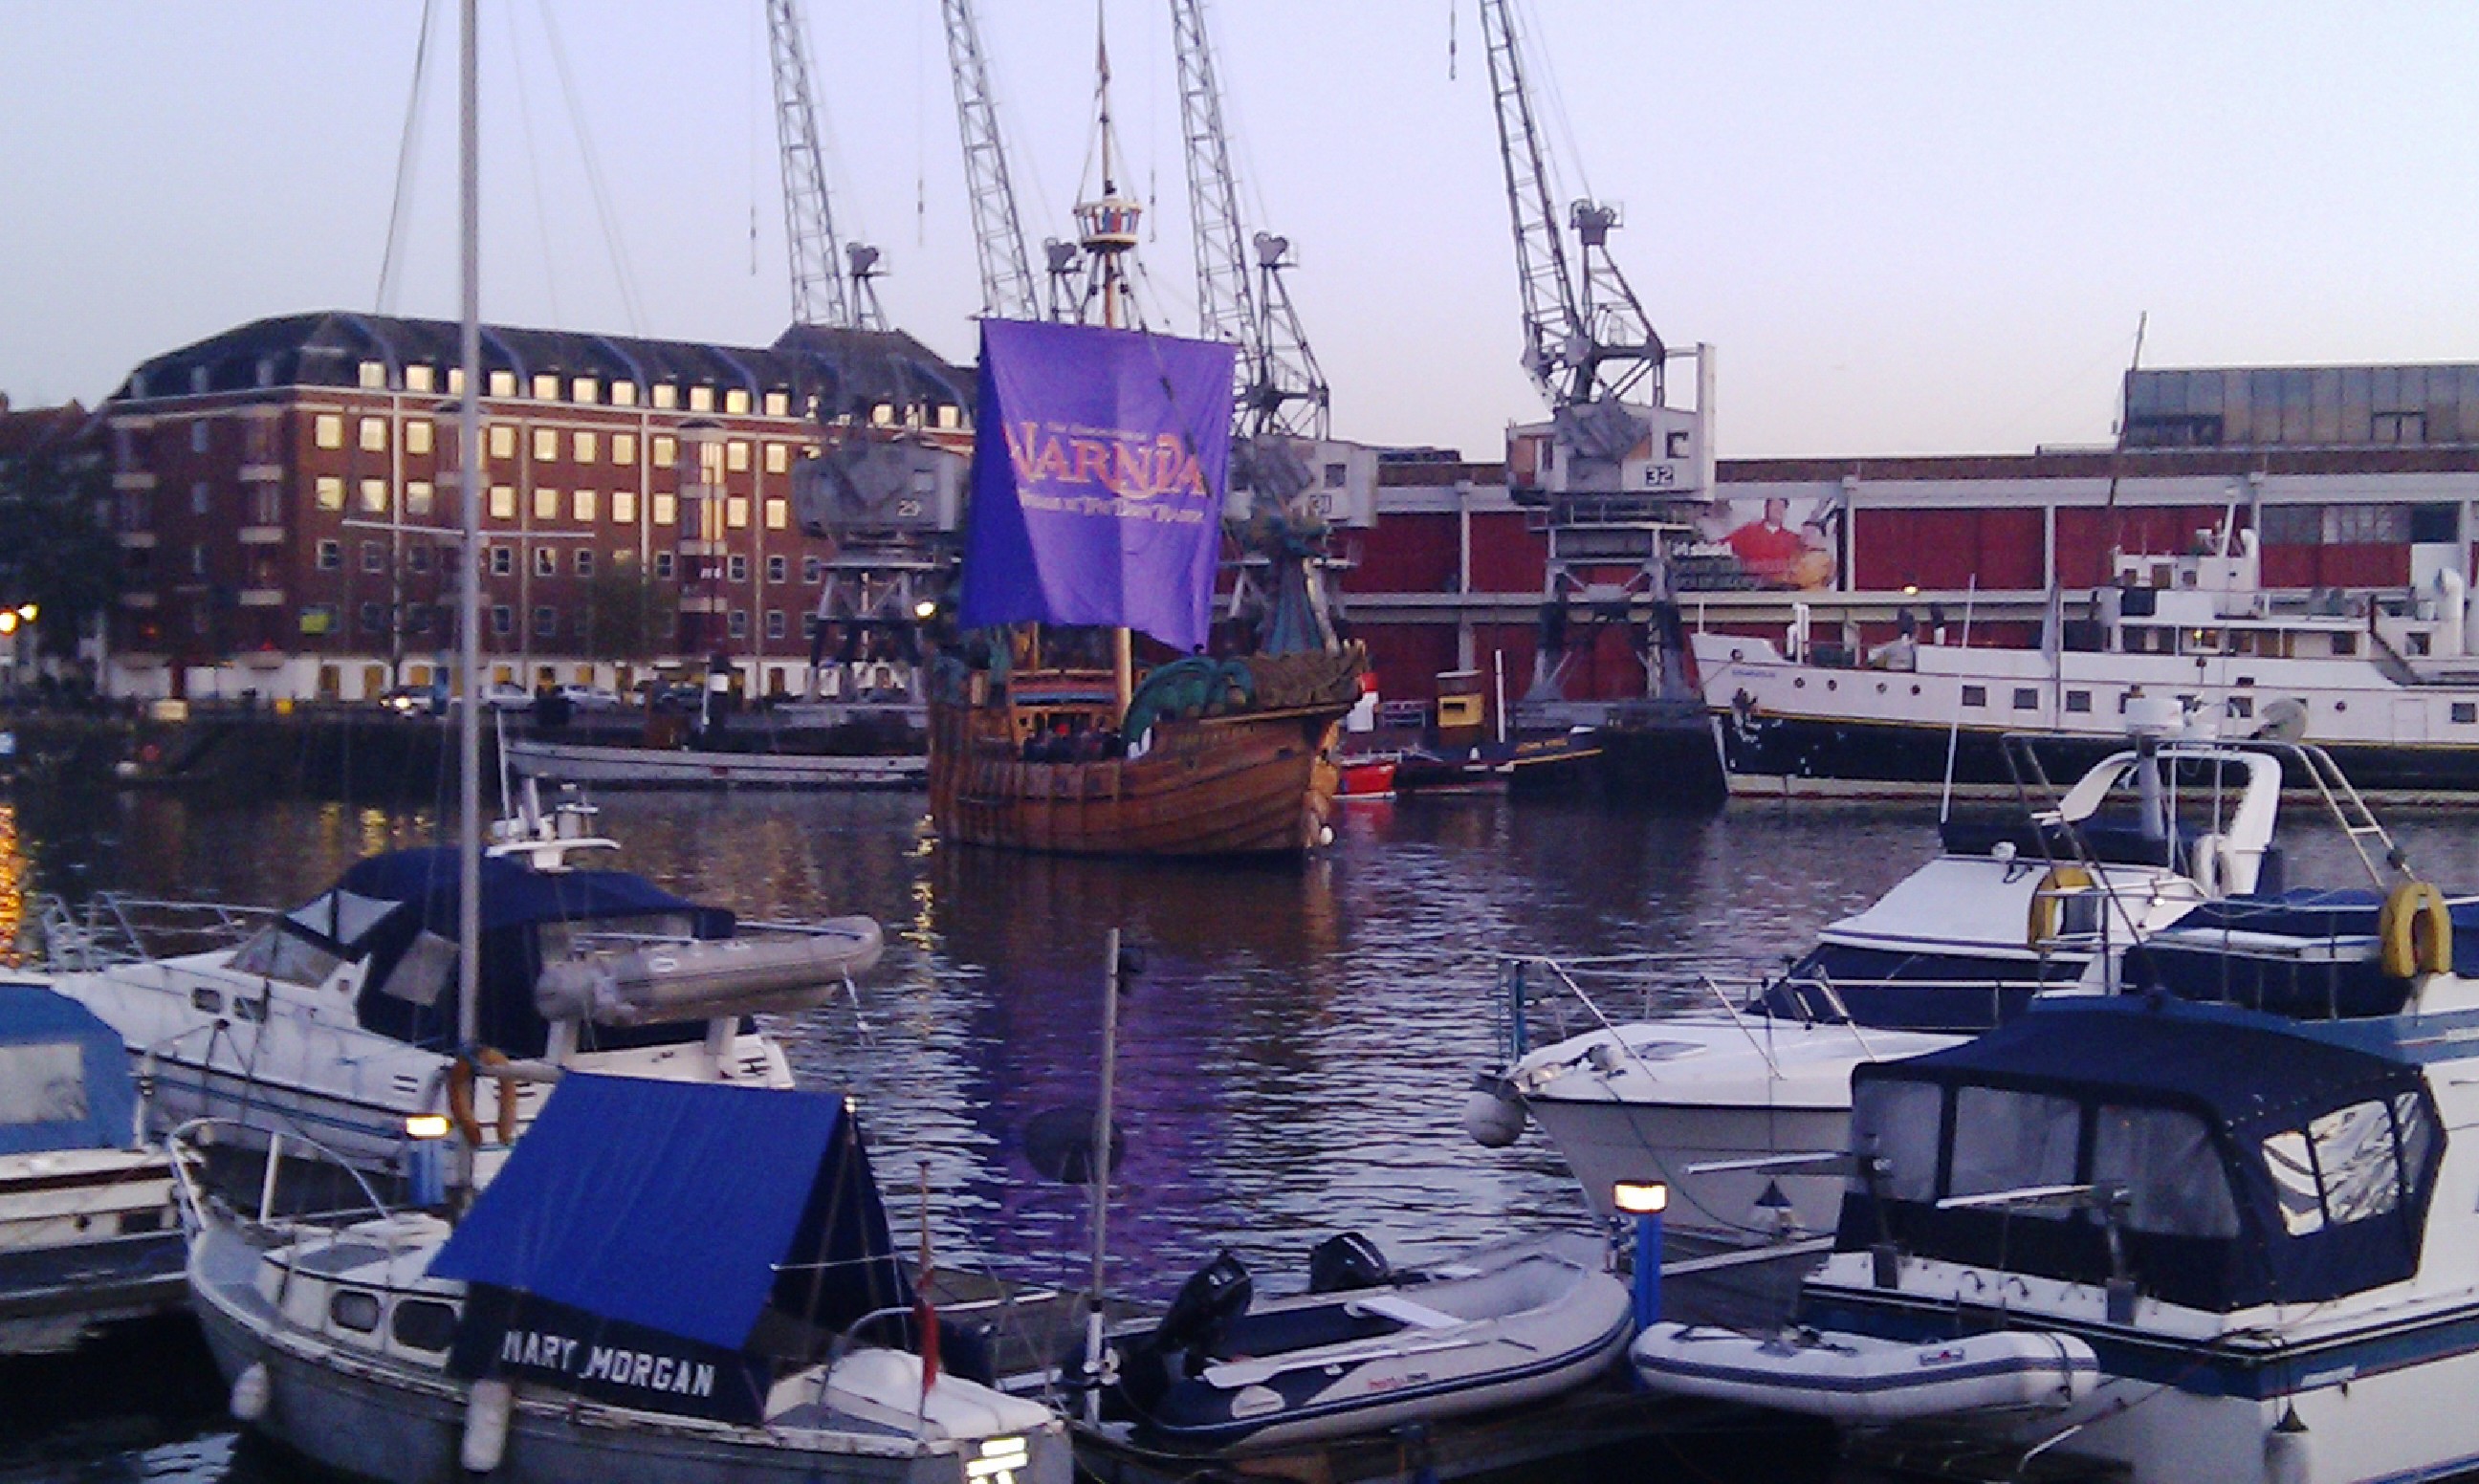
2191;832;2226;898
229;1361;271;1422
462;1378;515;1473
1462;1086;1526;1149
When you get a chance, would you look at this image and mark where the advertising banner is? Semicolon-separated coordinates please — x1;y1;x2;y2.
1678;491;1843;591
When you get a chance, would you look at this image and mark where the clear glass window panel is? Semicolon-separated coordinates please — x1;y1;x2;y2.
2092;1104;2237;1237
2263;1129;2324;1235
1948;1087;2079;1214
230;925;343;988
1850;1080;1942;1203
2310;1100;2402;1225
2396;1092;2436;1186
0;1042;88;1124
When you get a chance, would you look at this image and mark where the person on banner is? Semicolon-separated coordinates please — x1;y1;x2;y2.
1715;497;1833;590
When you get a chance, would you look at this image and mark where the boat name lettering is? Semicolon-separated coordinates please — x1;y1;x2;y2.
500;1329;716;1398
1916;1346;1968;1368
1003;421;1209;512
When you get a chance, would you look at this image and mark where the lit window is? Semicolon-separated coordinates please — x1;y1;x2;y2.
490;485;516;520
534;487;558;520
653;492;677;526
652;383;678;410
766;555;787;583
613;432;636;466
532;427;558;462
613;491;638;524
315;476;345;511
612;548;633;568
727;440;751;472
489;425;515;459
315;414;344;449
689;385;714;413
724;388;750;415
490;370;517;398
406;420;433;455
573;430;597;464
534;547;556;578
610;382;638;407
572;490;597;522
360;418;386;452
358;360;386;390
651;434;676;467
764;443;789;474
726;497;749;529
574;549;595;577
361;478;387;513
571;377;598;404
406;480;434;516
764;498;787;530
764;390;789;417
406;365;435;393
532;374;559;401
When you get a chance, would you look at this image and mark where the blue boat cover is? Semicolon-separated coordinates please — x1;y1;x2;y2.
428;1074;908;1350
0;982;140;1157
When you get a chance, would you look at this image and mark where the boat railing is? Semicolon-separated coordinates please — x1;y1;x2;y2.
19;892;276;971
1496;954;1957;1073
167;1117;406;1246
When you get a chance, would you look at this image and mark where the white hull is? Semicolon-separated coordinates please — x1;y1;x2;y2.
0;1146;183;1354
506;739;923;791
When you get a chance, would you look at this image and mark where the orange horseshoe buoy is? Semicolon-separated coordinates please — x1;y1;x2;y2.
444;1048;518;1146
2380;881;2453;979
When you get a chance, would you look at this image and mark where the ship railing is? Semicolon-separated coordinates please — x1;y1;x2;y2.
17;892;276;971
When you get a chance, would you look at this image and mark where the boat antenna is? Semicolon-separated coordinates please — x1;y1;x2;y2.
455;0;485;1171
2100;310;2147;570
1937;576;1977;824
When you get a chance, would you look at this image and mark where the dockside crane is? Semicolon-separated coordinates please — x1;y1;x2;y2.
766;0;882;329
941;0;1041;321
1475;0;1713;714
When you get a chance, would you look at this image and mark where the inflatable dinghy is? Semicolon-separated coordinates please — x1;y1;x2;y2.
1632;1321;2096;1422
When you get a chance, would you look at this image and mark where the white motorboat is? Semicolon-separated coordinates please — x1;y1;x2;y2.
181;1074;1069;1484
28;844;881;1176
0;983;182;1353
1089;1231;1631;1453
1468;733;2289;1241
505;736;924;791
1634;906;2479;1484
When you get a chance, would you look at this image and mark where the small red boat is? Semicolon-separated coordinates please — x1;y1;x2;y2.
1337;753;1399;799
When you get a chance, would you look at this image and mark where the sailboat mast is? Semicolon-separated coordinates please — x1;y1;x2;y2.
1075;7;1142;715
456;0;483;1051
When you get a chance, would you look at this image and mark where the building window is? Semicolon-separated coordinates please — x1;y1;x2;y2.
191;481;209;514
406;604;432;634
490;547;514;576
361;477;387;513
803;556;825;583
725;496;749;529
317;539;342;570
612;548;634;569
2011;687;2038;710
653;492;677;526
315;414;344;449
610;381;638;407
362;541;384;573
2065;689;2093;713
358;360;387;390
654;552;675;578
572;490;596;522
489;425;516;459
534;605;558;636
571;377;599;404
766;555;787;583
298;604;335;635
532;374;559;401
724;388;750;415
728;609;748;638
728;555;749;582
408;545;432;574
689;385;714;413
764;390;789;417
652;433;677;467
312;475;343;512
726;440;751;473
764;498;788;531
1961;685;1987;709
406;364;435;393
613;491;638;524
574;549;595;577
763;443;789;474
2227;696;2255;719
534;547;556;578
489;369;516;398
406;420;433;455
360;418;386;453
534;487;558;521
251;487;281;525
360;601;386;633
573;430;597;464
652;383;678;410
532;427;558;462
406;480;433;516
613;432;637;467
765;609;786;639
491;604;513;635
190;420;209;453
2455;704;2477;726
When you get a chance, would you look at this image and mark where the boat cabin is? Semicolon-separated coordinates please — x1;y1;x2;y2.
2097;533;2475;668
1840;1000;2443;1312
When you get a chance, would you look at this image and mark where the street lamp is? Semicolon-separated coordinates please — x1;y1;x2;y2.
1612;1180;1668;1330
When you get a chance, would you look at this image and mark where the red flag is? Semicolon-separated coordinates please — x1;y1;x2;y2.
914;1292;940;1395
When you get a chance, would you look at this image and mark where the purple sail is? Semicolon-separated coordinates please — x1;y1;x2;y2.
958;318;1236;653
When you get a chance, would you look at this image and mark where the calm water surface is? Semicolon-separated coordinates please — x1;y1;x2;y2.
5;780;2474;1479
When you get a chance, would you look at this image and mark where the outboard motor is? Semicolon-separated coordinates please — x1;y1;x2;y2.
1111;1251;1253;1415
1307;1232;1393;1294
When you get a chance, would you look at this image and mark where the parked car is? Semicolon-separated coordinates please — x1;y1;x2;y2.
558;685;623;711
374;687;440;717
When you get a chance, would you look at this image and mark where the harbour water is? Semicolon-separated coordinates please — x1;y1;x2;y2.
8;780;2479;1481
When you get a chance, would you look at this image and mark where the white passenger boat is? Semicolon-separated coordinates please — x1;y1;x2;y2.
0;984;182;1353
1469;732;2287;1241
28;845;880;1174
181;1074;1068;1484
1699;532;2479;797
1090;1232;1631;1453
505;736;924;791
1632;903;2479;1484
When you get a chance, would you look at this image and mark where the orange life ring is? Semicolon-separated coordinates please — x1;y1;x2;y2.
2380;881;2452;979
444;1048;518;1147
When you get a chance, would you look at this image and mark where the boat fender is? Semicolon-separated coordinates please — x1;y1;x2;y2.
2191;832;2227;898
2266;1407;2313;1484
461;1377;514;1473
2380;881;2452;979
2026;865;2095;948
229;1361;271;1422
445;1049;517;1147
1461;1084;1526;1149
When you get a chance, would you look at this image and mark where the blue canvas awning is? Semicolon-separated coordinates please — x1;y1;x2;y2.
429;1074;908;1350
0;982;140;1157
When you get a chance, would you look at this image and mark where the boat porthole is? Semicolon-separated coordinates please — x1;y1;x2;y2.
2335;701;2346;711
1876;682;1887;693
1911;685;1921;695
1793;678;1805;688
1731;647;1744;661
1826;679;1836;691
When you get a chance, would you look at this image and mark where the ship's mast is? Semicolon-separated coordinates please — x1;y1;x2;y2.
1073;11;1143;713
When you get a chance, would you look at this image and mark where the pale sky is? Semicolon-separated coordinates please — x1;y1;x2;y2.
6;2;2478;462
